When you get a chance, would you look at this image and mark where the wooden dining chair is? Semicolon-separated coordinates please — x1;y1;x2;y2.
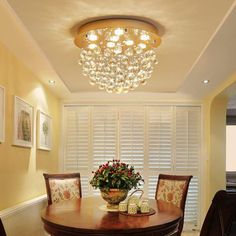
155;174;192;236
199;190;236;236
43;172;82;205
0;218;7;236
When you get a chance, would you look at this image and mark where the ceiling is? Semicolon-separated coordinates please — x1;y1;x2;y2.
1;0;236;99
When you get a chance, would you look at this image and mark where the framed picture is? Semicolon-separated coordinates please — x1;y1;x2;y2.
13;96;34;148
37;110;52;150
0;86;5;143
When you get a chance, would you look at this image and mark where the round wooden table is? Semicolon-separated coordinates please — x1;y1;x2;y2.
41;197;183;236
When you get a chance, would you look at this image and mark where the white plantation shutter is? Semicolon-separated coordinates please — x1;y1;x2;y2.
185;176;199;224
63;106;92;196
145;106;173;198
175;106;200;225
91;107;117;195
119;107;145;170
92;107;117;168
175;107;200;171
63;105;201;226
64;106;90;171
147;106;173;171
147;175;159;198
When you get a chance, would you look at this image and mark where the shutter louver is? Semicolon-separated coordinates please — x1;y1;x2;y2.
92;107;117;168
64;107;90;171
185;176;199;224
175;107;200;171
80;176;89;196
147;107;173;171
147;176;159;198
119;107;145;170
175;106;200;226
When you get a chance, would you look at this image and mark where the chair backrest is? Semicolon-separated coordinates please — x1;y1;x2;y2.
0;218;7;236
200;190;236;236
43;173;82;205
155;174;192;236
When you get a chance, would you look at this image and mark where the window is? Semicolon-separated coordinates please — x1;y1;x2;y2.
63;105;201;225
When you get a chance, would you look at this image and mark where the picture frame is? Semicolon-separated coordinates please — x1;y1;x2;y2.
13;96;34;148
0;86;5;143
37;110;52;151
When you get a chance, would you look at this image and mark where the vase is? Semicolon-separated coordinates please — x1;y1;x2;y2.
100;189;128;209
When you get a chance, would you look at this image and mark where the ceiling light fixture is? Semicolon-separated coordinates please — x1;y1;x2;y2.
74;18;161;94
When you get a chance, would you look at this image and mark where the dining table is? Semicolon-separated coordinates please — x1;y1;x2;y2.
41;196;183;236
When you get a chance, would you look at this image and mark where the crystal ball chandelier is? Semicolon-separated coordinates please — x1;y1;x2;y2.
74;18;161;94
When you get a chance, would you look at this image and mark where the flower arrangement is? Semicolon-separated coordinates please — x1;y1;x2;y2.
90;159;144;191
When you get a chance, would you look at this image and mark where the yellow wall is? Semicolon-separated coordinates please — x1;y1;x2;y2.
0;42;60;210
203;73;236;210
209;95;228;199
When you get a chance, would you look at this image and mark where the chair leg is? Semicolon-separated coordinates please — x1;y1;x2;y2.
176;218;184;236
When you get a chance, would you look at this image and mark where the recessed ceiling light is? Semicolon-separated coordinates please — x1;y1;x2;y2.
202;80;210;84
48;80;55;84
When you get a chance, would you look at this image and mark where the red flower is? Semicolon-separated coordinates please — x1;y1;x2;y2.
90;159;144;191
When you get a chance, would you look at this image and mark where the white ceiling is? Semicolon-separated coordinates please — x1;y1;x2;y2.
1;0;236;100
